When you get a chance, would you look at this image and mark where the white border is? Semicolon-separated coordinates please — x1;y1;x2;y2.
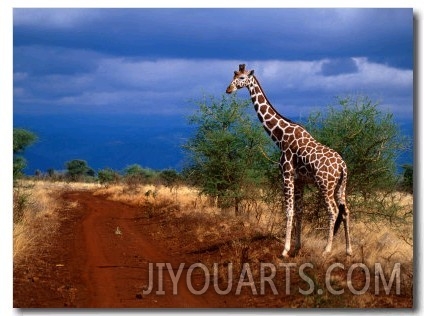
2;2;422;316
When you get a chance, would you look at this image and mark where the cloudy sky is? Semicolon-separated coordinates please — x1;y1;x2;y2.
14;8;413;117
11;8;414;172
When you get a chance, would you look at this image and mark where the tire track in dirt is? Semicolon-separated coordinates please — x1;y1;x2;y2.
63;191;218;308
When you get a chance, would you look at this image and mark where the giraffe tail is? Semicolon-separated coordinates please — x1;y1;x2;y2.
333;204;345;236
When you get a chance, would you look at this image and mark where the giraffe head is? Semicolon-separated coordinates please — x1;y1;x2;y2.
226;64;255;94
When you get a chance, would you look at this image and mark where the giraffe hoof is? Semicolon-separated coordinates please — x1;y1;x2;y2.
280;251;290;259
293;248;301;257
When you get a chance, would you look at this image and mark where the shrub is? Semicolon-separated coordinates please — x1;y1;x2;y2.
13;128;37;180
183;94;273;215
98;168;121;185
306;95;409;197
305;95;411;223
65;159;95;182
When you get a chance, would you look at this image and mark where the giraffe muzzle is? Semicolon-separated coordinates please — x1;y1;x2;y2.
226;84;236;94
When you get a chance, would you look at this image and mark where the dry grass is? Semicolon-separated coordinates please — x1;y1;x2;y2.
13;180;100;263
16;180;412;276
93;183;413;266
94;183;221;216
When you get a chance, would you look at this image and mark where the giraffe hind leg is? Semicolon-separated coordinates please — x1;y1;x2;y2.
333;203;353;256
323;195;338;255
334;169;353;256
333;203;345;235
343;211;353;256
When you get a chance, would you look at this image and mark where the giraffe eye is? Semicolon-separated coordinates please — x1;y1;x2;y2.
239;76;245;80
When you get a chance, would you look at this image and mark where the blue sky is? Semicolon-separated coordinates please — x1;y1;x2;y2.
12;8;414;172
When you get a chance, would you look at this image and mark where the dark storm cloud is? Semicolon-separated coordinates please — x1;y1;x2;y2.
13;8;413;120
14;8;412;69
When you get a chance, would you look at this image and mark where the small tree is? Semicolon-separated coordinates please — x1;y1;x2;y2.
123;164;157;187
306;96;409;197
13;128;37;180
183;94;273;215
65;159;94;182
305;95;410;222
98;168;121;185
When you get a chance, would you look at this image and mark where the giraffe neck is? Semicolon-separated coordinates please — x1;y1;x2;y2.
247;76;296;142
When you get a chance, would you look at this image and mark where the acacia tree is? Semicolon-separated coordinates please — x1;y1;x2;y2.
13;128;37;180
124;164;157;186
305;95;410;222
65;159;95;182
183;94;273;215
98;167;121;185
306;96;409;196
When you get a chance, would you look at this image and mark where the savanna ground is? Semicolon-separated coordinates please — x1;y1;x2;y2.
13;180;413;308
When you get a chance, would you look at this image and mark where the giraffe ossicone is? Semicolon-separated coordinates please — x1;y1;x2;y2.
226;64;353;257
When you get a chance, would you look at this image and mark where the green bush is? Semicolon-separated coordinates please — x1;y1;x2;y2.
65;159;95;182
123;164;158;188
183;94;273;215
98;168;121;185
306;96;409;196
13;128;37;180
305;95;411;223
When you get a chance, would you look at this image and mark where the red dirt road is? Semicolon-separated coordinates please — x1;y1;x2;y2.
14;190;228;308
74;190;219;308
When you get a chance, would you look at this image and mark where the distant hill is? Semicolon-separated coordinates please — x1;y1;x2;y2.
14;112;195;174
14;112;413;175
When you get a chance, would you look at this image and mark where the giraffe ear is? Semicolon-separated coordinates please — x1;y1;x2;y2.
234;71;239;76
249;70;255;76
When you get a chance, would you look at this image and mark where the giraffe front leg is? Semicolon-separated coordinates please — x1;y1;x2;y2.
293;181;304;256
280;161;295;258
282;209;294;257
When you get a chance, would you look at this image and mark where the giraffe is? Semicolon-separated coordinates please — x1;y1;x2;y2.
226;64;352;257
